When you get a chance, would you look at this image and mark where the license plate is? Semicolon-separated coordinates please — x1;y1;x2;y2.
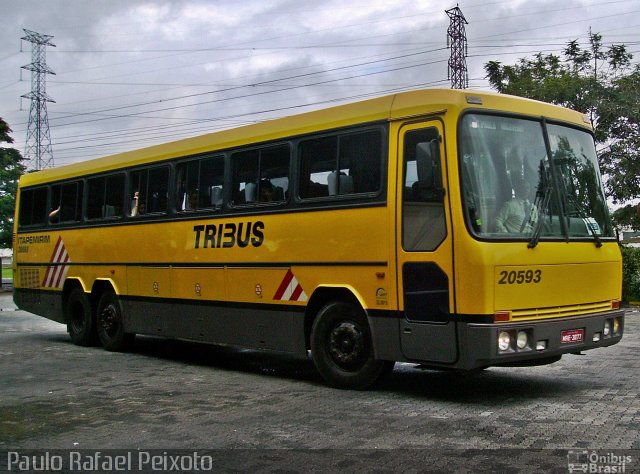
561;329;584;344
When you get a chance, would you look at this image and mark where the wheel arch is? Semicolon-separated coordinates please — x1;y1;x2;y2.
90;278;119;311
61;278;87;323
304;285;366;351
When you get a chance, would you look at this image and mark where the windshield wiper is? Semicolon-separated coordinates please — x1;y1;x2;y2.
564;194;603;248
527;185;551;249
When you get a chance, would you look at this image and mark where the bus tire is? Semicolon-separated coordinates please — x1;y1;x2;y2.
66;287;97;346
310;300;393;390
96;290;134;352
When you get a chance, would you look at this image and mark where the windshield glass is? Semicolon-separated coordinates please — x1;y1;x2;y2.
459;113;613;242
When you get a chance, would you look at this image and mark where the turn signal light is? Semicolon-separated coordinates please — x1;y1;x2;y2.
612;300;621;310
494;311;511;323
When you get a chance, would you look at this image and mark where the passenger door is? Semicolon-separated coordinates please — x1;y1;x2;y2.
396;120;457;363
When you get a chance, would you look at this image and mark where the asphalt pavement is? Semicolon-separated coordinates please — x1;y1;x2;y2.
0;290;638;473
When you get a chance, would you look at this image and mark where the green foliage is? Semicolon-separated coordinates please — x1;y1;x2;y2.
0;119;14;143
0;118;25;249
612;204;640;231
621;245;640;302
484;32;639;220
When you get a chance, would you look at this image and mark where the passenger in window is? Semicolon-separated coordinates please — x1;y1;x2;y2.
259;179;274;202
178;181;198;211
495;179;537;233
177;180;188;211
186;191;198;211
49;205;61;223
131;191;140;216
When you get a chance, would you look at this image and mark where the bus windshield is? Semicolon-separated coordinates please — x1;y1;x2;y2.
459;113;613;243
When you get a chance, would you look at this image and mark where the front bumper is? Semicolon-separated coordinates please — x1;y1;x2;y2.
458;309;625;370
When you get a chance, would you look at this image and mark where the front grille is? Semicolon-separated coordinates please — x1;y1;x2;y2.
510;300;613;320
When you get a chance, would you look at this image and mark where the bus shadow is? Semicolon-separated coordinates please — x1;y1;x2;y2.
124;336;589;402
130;336;321;384
376;365;590;403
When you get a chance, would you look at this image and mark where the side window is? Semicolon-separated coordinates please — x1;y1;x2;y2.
130;166;169;216
402;127;446;251
176;155;225;211
199;156;225;209
232;145;289;205
176;160;200;212
87;174;125;219
18;187;47;227
298;136;336;199
259;145;289;203
232;150;259;205
50;181;83;224
339;130;382;194
298;129;382;199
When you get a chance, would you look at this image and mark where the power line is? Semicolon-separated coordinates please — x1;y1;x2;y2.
49;55;448;133
51;78;450;160
43;48;447;126
7;2;638;164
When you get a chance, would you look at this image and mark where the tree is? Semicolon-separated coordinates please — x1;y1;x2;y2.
0;118;26;248
484;32;639;229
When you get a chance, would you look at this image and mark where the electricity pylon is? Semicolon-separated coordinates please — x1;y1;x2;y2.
445;6;469;89
21;29;56;170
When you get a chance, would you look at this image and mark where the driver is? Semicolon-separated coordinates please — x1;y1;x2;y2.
495;179;537;233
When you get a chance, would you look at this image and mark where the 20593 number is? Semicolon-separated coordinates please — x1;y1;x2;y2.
498;269;542;285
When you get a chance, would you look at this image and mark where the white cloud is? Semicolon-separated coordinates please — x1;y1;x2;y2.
0;0;637;164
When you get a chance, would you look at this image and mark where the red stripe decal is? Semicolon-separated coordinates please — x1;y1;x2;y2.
273;269;294;300
53;254;70;288
290;284;303;302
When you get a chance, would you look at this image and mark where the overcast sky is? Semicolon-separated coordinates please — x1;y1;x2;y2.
1;0;638;167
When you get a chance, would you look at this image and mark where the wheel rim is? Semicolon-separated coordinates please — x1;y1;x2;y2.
100;303;119;338
328;321;367;371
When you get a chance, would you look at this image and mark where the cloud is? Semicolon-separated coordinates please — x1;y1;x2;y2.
0;0;637;165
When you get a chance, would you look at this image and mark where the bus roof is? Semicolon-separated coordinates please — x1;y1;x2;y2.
19;88;588;187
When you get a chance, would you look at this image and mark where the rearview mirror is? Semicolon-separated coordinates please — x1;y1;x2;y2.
415;139;444;202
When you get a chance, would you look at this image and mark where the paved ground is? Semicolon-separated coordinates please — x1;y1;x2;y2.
0;290;638;472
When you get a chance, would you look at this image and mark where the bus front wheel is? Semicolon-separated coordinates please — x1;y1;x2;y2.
96;290;134;352
66;287;97;346
310;300;393;390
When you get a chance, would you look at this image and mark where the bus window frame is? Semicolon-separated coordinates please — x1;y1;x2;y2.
174;153;226;214
17;186;48;229
127;164;171;218
15;122;389;233
86;172;126;221
49;180;84;225
229;142;292;209
400;124;448;253
294;125;387;204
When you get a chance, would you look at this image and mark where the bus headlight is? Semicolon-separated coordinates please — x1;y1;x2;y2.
516;331;529;350
603;320;611;337
498;331;511;352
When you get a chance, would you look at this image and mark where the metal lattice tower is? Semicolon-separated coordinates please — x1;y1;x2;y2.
21;29;56;170
445;6;469;89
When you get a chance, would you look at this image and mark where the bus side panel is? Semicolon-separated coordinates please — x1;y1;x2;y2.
122;297;307;354
368;313;405;361
14;288;63;323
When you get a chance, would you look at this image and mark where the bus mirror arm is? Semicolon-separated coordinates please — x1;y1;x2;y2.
416;139;445;199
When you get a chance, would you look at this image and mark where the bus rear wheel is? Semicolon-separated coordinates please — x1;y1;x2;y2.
96;290;134;352
310;300;393;390
66;287;97;346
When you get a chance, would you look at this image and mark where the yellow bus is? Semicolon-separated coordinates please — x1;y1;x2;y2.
13;88;624;389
